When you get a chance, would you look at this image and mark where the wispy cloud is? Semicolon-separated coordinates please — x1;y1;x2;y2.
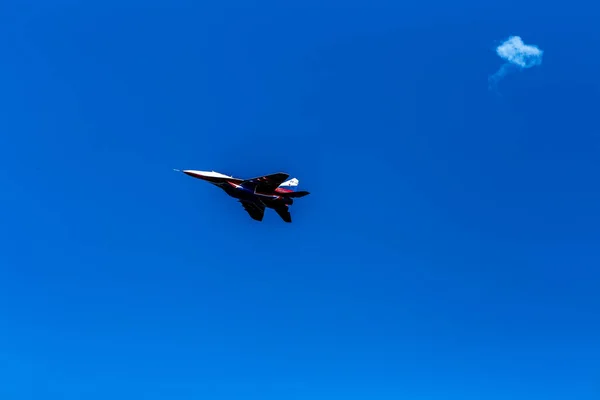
488;36;543;89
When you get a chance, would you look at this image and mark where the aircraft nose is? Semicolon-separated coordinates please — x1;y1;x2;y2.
179;170;210;180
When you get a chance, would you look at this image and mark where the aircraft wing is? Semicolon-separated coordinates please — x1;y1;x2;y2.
239;200;265;221
274;206;292;223
243;172;289;192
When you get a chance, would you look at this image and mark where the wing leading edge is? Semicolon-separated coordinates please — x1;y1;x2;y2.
242;172;289;192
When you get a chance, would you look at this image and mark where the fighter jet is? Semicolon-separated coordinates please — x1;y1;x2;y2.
176;169;309;222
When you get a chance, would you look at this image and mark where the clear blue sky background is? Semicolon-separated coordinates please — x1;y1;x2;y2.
1;1;599;399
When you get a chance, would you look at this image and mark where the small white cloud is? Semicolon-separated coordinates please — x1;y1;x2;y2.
497;36;543;68
489;36;543;89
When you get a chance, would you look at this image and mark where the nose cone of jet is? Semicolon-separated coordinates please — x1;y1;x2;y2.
174;169;201;178
183;170;214;181
181;170;197;177
178;169;230;182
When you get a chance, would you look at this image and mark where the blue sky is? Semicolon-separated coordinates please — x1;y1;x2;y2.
1;1;599;399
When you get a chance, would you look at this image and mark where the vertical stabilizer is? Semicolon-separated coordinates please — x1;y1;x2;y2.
277;178;299;192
